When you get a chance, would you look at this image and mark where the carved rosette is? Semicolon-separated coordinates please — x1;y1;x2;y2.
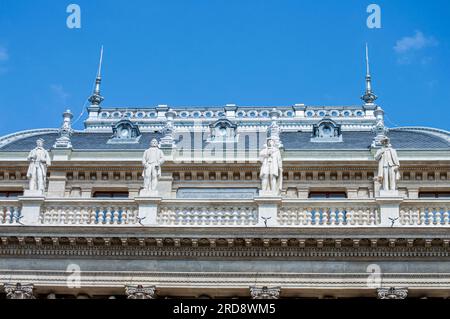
250;286;281;299
4;283;35;299
125;285;156;299
377;287;408;299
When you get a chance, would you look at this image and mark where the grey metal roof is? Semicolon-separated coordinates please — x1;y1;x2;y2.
0;129;448;152
281;130;450;150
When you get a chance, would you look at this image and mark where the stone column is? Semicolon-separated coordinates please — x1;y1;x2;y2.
3;283;35;299
125;285;156;299
255;196;281;227
250;286;281;299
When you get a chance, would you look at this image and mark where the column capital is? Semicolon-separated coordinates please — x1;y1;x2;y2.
4;283;35;299
125;285;156;299
250;286;281;299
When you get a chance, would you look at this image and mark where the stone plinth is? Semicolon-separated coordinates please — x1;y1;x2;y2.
375;195;403;227
135;196;162;227
254;195;282;227
18;193;46;225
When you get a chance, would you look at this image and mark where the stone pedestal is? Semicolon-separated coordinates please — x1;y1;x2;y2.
255;195;282;227
379;190;399;197
376;195;403;227
135;196;162;227
18;194;45;225
139;189;160;197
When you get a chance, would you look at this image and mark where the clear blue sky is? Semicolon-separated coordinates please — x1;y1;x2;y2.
0;0;449;136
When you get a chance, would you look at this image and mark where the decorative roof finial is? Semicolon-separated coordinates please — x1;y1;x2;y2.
88;46;104;106
53;109;74;149
361;43;378;104
371;105;389;148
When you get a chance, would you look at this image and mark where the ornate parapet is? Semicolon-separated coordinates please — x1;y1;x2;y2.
3;283;35;299
125;285;156;299
1;196;450;228
250;286;281;299
377;287;408;299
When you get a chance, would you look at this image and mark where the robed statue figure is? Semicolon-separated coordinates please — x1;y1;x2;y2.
259;138;283;195
375;137;400;192
142;138;165;192
27;138;51;192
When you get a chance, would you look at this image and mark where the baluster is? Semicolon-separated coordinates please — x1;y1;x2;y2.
291;208;298;225
89;208;96;224
4;207;12;224
322;208;336;225
67;207;74;224
119;208;127;224
219;207;225;225
338;208;345;225
409;207;420;225
113;207;120;224
59;208;66;224
435;208;441;225
104;207;112;224
127;208;135;224
98;207;105;224
0;207;4;224
75;207;82;224
313;208;319;225
81;207;89;224
443;209;449;225
419;208;426;225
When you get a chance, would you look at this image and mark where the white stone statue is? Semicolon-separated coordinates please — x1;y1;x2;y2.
142;138;165;193
375;137;400;193
27;138;51;193
259;138;283;195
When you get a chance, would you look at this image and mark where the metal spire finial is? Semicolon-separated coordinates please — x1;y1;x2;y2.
88;46;105;106
361;43;377;104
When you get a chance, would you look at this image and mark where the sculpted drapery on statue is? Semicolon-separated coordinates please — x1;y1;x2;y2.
259;138;283;195
27;139;51;193
142;138;165;192
375;137;400;193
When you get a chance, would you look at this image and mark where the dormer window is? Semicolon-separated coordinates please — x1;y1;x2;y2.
311;118;342;143
108;118;141;144
208;118;238;142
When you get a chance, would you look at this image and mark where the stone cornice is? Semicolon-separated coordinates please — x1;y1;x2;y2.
1;244;450;259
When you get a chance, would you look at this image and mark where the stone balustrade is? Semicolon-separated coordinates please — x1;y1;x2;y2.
157;202;258;226
400;200;450;226
279;200;379;226
39;200;139;225
0;197;450;228
0;202;22;225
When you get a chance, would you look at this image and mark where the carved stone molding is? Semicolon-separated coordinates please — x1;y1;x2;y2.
3;283;35;299
125;285;156;299
250;286;281;299
377;287;408;299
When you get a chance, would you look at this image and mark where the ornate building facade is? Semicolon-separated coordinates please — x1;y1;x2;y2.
0;52;449;299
